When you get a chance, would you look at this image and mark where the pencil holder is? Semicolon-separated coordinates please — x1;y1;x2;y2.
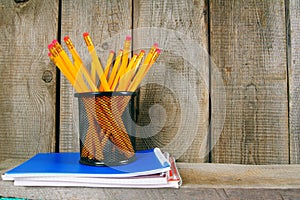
75;91;137;166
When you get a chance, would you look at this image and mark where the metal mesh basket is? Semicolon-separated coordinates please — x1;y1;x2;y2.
75;92;136;166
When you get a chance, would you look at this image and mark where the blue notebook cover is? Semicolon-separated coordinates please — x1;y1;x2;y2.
2;148;170;180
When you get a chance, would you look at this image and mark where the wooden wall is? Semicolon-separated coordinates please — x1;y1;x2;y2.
0;0;57;161
0;0;299;165
210;0;289;164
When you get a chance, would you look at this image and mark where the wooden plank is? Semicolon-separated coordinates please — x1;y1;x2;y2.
289;0;300;164
210;0;289;164
178;163;300;189
0;0;57;161
1;160;300;199
59;0;132;152
133;0;209;162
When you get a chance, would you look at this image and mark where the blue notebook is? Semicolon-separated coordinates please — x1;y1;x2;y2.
2;148;170;180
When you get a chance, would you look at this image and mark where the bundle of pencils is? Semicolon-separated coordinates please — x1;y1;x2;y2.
47;33;160;163
48;33;160;93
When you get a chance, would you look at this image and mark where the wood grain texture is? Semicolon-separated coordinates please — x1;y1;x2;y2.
289;0;300;164
1;160;300;199
133;0;210;162
210;0;289;164
59;0;132;152
0;0;57;161
179;163;300;188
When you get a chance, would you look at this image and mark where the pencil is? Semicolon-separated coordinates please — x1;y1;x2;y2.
48;43;81;92
116;54;137;91
128;48;160;92
108;49;123;89
52;40;78;81
64;36;97;92
110;36;131;90
104;50;115;79
100;50;114;91
120;35;131;75
83;32;110;91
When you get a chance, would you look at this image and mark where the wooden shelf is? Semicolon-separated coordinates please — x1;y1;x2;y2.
1;159;299;199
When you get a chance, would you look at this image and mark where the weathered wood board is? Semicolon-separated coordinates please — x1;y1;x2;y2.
133;0;210;162
210;0;289;164
0;0;57;161
59;0;132;152
289;0;300;164
0;0;298;166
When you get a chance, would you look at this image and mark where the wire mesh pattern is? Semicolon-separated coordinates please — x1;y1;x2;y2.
76;92;136;166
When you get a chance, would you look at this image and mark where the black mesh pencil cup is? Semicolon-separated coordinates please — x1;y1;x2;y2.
75;91;137;166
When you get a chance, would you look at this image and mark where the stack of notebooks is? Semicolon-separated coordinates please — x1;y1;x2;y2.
1;148;182;188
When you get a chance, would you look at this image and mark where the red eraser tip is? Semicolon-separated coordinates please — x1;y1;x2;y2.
153;43;158;47
63;36;70;41
126;35;132;41
48;43;54;49
83;32;89;37
52;39;58;44
110;50;115;54
156;48;161;54
48;52;52;57
140;50;145;53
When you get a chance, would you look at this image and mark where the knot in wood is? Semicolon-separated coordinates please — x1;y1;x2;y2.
14;0;29;3
42;70;53;83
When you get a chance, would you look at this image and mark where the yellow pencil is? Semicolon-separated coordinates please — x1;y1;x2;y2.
48;44;81;92
104;50;115;80
128;48;160;92
143;43;158;76
53;40;88;92
125;54;137;73
131;50;145;72
120;35;131;74
63;37;91;92
100;50;114;91
118;50;144;91
110;36;131;90
117;54;138;91
52;40;78;82
83;32;110;91
48;43;74;83
108;49;123;89
64;36;97;92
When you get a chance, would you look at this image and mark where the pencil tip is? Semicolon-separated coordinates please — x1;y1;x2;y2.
83;32;89;37
63;36;70;41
